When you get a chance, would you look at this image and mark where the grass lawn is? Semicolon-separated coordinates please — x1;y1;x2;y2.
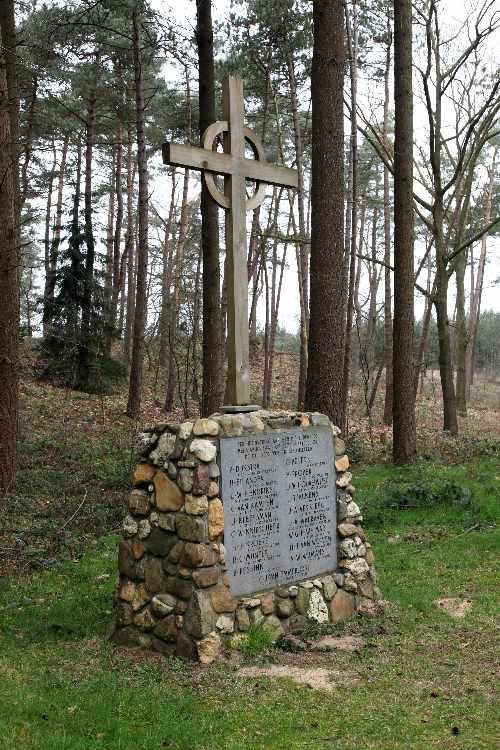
1;456;498;750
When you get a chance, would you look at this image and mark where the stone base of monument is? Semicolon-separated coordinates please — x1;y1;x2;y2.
112;410;381;663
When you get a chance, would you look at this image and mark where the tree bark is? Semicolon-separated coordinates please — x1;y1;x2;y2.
159;169;177;368
0;0;19;493
465;150;496;391
79;65;98;388
127;9;149;418
305;0;345;428
392;0;417;462
342;0;358;432
196;0;222;416
42;141;57;337
382;21;393;425
165;168;189;412
44;133;69;332
287;52;309;411
124;124;136;361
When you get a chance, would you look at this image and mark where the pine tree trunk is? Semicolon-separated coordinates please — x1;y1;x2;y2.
104;157;115;357
393;0;417;462
342;0;358;432
159;170;177;368
287;52;309;411
305;0;345;427
19;72;37;210
382;22;393;425
124;125;136;361
127;9;149;418
111;117;124;339
79;70;98;388
196;0;222;415
0;0;19;493
165;168;189;412
42;142;57;337
44;133;69;332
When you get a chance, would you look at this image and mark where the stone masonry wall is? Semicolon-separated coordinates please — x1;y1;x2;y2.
113;411;380;663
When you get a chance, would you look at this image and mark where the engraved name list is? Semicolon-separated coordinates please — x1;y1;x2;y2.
219;427;337;596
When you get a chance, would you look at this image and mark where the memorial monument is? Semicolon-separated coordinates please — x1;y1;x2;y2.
113;76;380;662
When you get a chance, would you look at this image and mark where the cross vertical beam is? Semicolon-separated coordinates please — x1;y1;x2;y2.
223;77;250;405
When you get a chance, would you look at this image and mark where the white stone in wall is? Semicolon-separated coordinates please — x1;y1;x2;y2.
307;589;329;623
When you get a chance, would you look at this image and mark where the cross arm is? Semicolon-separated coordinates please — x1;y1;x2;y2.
162;142;298;190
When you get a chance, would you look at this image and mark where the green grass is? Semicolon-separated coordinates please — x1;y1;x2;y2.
1;456;499;749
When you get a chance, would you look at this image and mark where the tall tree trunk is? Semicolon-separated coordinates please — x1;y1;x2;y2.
159;169;177;368
44;133;69;332
19;72;38;211
127;9;149;417
287;52;309;410
0;0;19;493
342;0;358;432
110;117;124;341
42;142;57;337
382;21;393;425
393;0;416;462
124;124;136;361
104;156;115;357
305;0;345;428
165;168;189;412
79;68;98;388
196;0;222;415
465;150;496;391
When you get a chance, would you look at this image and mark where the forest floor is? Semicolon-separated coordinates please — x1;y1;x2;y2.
1;349;499;749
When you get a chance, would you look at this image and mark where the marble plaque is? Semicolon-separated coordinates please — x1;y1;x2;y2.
219;427;337;596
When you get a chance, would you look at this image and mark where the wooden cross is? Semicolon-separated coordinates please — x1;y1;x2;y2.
163;75;298;406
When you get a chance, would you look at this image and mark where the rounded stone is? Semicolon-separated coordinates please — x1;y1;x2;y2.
193;418;220;437
340;538;358;559
260;593;275;615
154;471;184;512
338;522;359;537
329;589;355;623
208;499;224;540
322;575;337;601
137;519;151;540
133;607;156;631
178;421;194;440
180;542;218;568
336;471;353;488
184;590;215;638
132;463;156;486
192;566;220;587
128;489;150;516
150;432;177;466
190;439;217;463
177;469;194;493
122;514;138;537
197;631;221;664
307;589;328;623
151;594;176;616
211;587;237;613
176;514;208;543
335;454;350;473
262;614;284;642
158;513;176;532
185;494;208;516
154;614;178;642
277;598;294;618
216;614;235;633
